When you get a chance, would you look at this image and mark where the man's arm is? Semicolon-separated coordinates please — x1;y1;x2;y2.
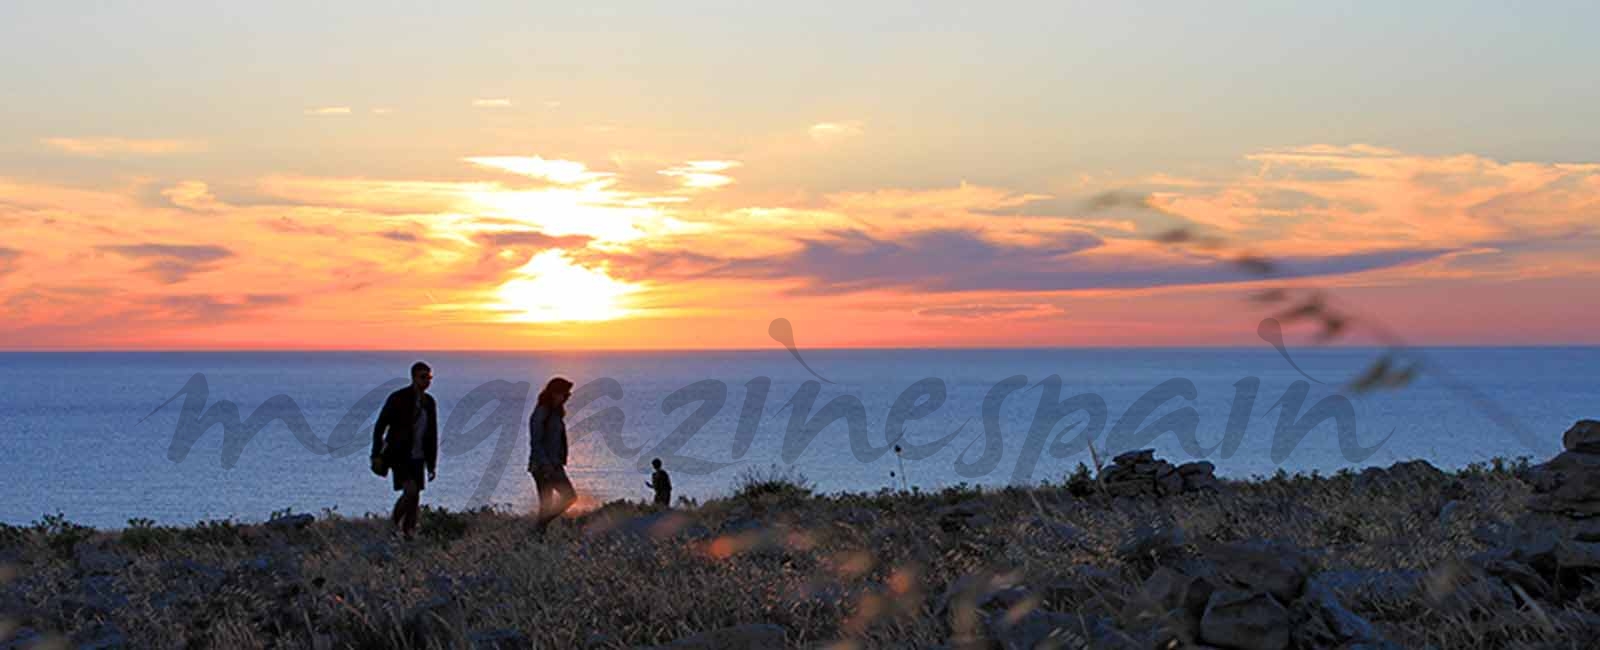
424;397;438;475
371;393;393;459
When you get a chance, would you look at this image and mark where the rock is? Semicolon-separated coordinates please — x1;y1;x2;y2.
1182;473;1223;492
1573;518;1600;543
1178;461;1223;493
73;544;129;575
403;596;467;648
1311;570;1422;605
266;513;315;530
1105;479;1152;498
1554;539;1600;572
1156;466;1185;496
1100;450;1216;496
937;502;994;532
1207;539;1312;602
1437;500;1466;528
468;628;531;649
1527;450;1600;517
1117;524;1186;568
659;624;787;649
1563;420;1600;453
1476;557;1551;600
1424;561;1514;615
1300;581;1379;645
1139;567;1189;610
1113;449;1157;466
1355;460;1447;491
1503;526;1562;571
1037;565;1122;612
1200;590;1290;650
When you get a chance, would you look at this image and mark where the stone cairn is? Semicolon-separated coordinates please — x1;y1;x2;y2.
1099;449;1221;497
1468;419;1600;597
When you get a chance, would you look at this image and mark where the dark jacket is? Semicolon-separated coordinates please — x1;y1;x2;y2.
528;404;567;467
372;386;439;472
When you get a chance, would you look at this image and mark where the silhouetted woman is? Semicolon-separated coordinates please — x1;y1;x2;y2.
528;377;577;534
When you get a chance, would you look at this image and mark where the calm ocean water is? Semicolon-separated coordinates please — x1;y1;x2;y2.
2;347;1593;528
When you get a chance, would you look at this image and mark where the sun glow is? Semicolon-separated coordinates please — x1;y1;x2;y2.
492;250;638;322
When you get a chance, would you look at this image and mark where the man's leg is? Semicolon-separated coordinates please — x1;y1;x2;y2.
390;485;406;531
400;480;421;536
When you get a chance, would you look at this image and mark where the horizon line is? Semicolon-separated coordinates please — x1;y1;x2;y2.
2;342;1597;354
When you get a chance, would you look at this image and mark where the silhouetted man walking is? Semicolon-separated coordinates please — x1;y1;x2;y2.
372;361;438;540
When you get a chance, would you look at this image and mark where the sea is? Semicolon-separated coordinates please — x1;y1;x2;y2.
2;347;1593;528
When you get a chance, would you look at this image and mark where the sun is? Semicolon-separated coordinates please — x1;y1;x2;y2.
492;250;638;323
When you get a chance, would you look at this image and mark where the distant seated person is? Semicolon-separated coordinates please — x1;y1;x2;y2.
647;458;672;508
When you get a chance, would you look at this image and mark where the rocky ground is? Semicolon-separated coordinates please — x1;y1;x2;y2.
5;421;1600;649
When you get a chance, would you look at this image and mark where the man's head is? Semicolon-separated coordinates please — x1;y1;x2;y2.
411;361;433;392
652;458;662;470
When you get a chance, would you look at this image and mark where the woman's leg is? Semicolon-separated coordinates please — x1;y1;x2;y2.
533;472;556;531
551;470;577;519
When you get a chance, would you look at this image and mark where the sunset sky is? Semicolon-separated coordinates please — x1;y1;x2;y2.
2;2;1597;349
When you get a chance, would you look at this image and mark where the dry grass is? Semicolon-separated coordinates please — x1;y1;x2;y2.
2;459;1593;649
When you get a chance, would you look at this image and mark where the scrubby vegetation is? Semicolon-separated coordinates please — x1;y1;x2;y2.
0;455;1594;649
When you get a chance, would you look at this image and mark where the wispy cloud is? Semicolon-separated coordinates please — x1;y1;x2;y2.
464;156;615;186
371;107;394;115
160;181;223;212
0;246;19;276
96;243;233;284
458;230;594;282
304;106;352;116
147;293;298;323
604;227;1452;295
659;160;741;190
41;137;204;157
472;98;513;108
809;120;865;144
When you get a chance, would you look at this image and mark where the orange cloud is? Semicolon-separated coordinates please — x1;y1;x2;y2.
809;121;864;144
41;137;204;157
659;160;741;190
1;145;1596;349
